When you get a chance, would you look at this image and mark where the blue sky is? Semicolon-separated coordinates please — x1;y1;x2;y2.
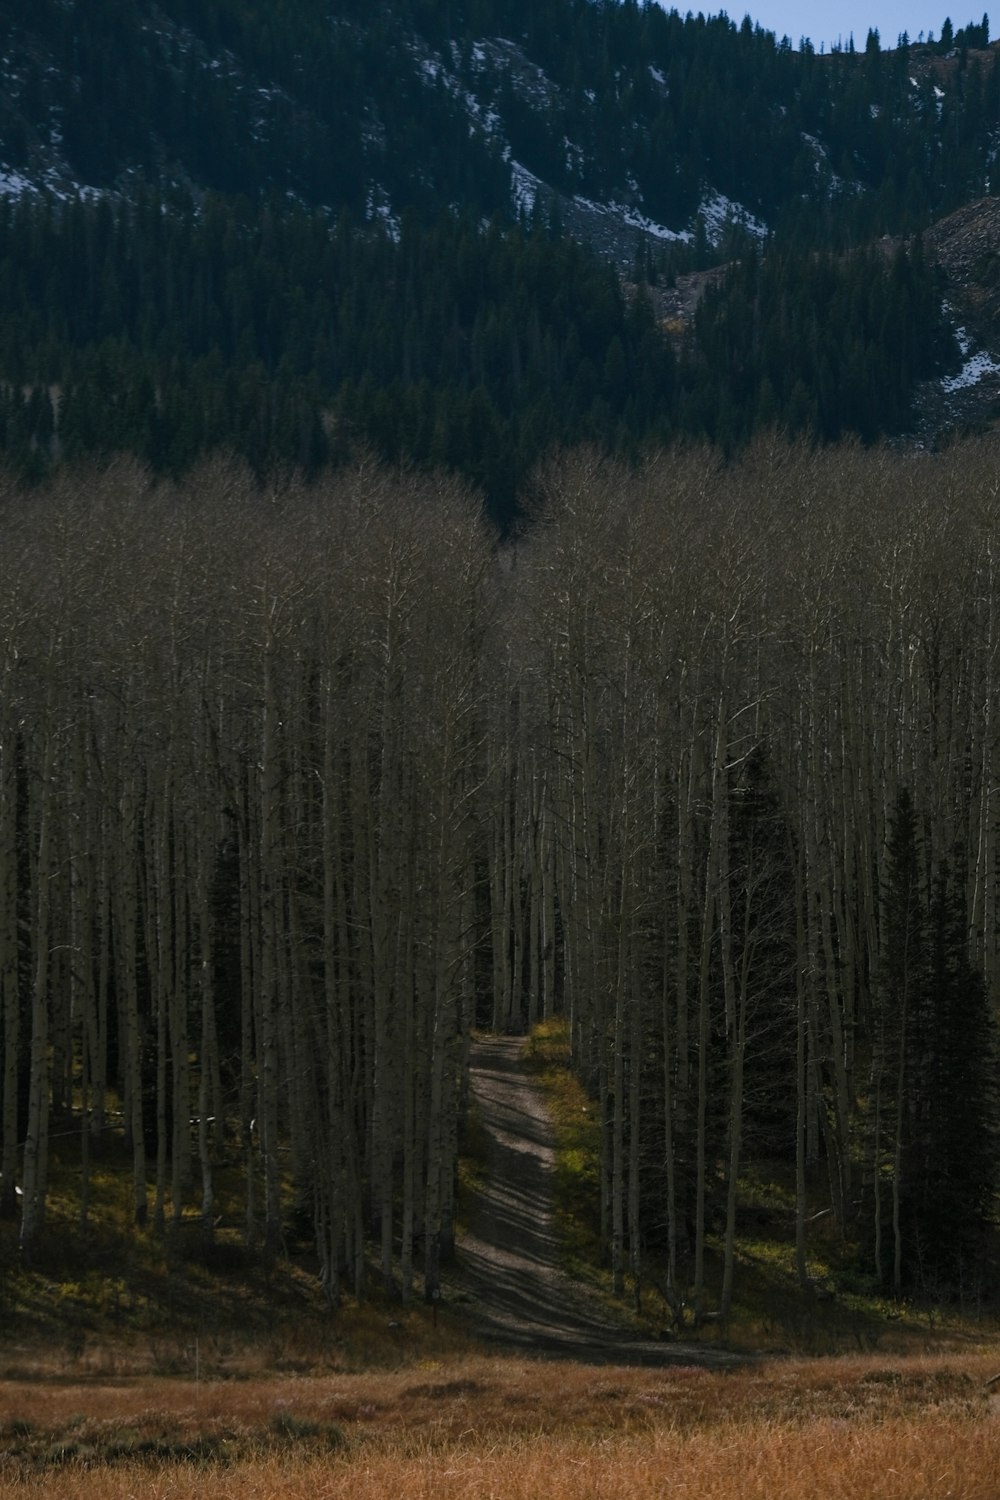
727;5;987;50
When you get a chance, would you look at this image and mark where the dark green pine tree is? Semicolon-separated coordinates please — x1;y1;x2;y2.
870;792;998;1298
870;787;927;1295
915;862;999;1298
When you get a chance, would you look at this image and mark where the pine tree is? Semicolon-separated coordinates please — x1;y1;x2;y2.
868;793;998;1297
916;863;999;1297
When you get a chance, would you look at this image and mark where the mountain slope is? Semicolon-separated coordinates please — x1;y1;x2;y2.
3;3;999;247
0;3;998;509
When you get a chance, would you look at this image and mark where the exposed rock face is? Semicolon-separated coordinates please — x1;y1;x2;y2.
910;199;1000;438
926;197;1000;325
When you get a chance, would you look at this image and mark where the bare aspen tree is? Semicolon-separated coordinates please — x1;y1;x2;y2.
19;654;58;1254
369;513;416;1288
412;482;490;1292
5;436;1000;1308
0;538;25;1221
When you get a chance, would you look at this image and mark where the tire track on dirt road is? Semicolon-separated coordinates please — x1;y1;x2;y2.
450;1034;744;1367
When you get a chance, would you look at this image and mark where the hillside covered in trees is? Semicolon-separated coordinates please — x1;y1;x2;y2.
4;0;997;238
3;444;999;1315
0;4;999;515
0;193;954;512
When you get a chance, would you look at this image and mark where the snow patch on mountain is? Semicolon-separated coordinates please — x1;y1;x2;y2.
0;168;36;200
571;191;691;243
799;132;859;196
0;160;103;204
699;190;768;244
515;168;767;262
941;324;1000;391
365;185;400;239
942;348;1000;389
474;37;560;110
412;36;504;139
511;161;541;216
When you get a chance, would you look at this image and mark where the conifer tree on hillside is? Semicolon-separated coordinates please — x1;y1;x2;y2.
866;790;999;1297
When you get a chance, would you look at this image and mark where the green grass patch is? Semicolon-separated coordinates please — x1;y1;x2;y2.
0;1119;481;1377
455;1096;490;1210
0;1409;352;1477
525;1021;1000;1357
527;1020;605;1281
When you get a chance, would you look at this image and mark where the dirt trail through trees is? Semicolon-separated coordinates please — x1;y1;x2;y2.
450;1035;740;1366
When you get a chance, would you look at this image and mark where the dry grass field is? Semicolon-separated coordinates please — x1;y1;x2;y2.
0;1347;998;1498
2;1025;998;1496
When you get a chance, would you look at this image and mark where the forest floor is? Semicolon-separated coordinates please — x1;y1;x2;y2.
1;1038;999;1496
0;1030;993;1383
446;1034;741;1367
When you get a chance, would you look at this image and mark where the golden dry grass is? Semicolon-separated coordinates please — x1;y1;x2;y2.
2;1417;998;1499
0;1349;998;1497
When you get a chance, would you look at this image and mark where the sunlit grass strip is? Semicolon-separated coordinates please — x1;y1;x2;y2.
2;1411;998;1500
7;1351;995;1442
0;1350;998;1495
526;1020;604;1277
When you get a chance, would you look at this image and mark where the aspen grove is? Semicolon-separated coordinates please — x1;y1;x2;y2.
3;438;999;1312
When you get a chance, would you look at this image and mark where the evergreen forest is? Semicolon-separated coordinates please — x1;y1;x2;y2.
1;2;999;518
5;0;999;237
0;191;957;521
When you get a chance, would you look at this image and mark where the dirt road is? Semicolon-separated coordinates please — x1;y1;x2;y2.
450;1034;742;1366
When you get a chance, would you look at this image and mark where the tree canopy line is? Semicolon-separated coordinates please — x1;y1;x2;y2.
2;441;999;1311
0;191;954;522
